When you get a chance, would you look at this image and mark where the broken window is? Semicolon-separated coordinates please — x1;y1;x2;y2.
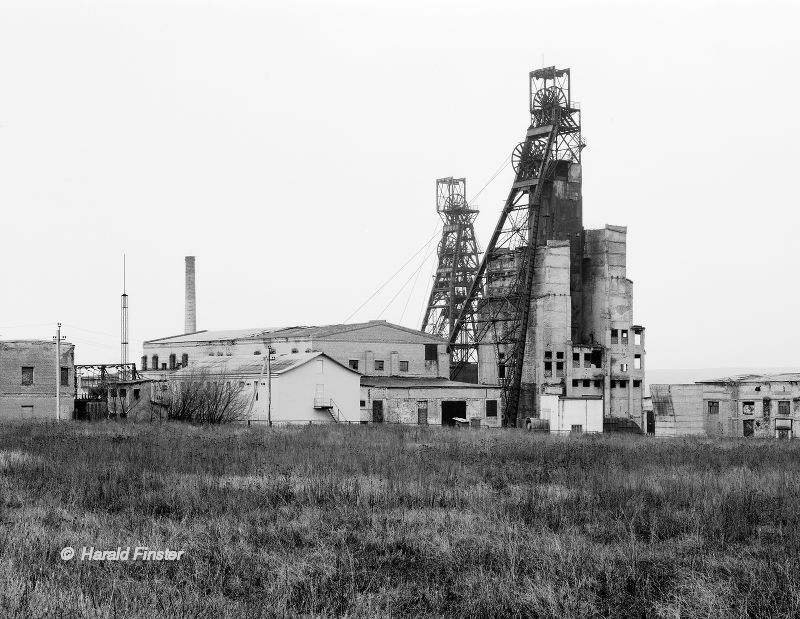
161;363;167;370
572;379;579;387
254;350;261;355
778;401;790;416
498;364;506;379
611;329;619;344
544;361;552;377
573;352;580;368
611;380;617;389
620;363;628;372
590;350;603;368
743;419;754;437
348;359;359;370
708;401;719;415
424;344;438;361
634;354;642;370
544;350;552;360
110;389;117;397
556;361;564;376
621;330;629;344
60;367;69;387
399;361;409;372
182;354;189;367
21;367;33;386
594;380;602;388
141;356;148;371
152;355;159;370
634;330;642;346
169;354;176;370
359;400;366;407
583;379;590;388
134;389;140;400
374;360;385;371
633;380;641;388
120;389;127;398
556;351;564;360
583;352;591;368
486;400;498;417
742;401;755;416
619;380;628;388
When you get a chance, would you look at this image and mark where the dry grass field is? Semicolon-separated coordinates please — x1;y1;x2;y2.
1;421;799;618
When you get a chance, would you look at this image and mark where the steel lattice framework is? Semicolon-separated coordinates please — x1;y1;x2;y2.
448;67;583;426
421;178;481;367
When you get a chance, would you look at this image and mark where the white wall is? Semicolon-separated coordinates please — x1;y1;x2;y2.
540;395;603;434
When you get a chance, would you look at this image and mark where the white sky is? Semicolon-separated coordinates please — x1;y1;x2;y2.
0;0;797;369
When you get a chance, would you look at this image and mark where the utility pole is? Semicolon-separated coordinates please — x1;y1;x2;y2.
267;346;274;427
53;323;65;421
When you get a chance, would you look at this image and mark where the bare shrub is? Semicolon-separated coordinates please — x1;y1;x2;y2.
165;368;249;424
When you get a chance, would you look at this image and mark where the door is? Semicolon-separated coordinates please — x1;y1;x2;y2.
646;410;655;435
315;384;324;407
743;419;754;437
417;400;428;425
778;429;791;440
441;401;466;426
372;400;384;423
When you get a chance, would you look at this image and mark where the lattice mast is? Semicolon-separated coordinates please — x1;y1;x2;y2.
421;178;481;367
448;67;583;426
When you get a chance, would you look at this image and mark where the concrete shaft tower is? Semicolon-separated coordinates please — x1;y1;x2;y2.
185;256;196;334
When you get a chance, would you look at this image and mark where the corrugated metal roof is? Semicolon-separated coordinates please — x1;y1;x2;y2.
170;352;360;377
360;376;500;390
145;321;446;345
697;373;800;384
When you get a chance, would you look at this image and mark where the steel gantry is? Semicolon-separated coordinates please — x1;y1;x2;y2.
447;67;584;426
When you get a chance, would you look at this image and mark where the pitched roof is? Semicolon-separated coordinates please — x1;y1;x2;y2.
144;321;445;346
170;352;359;378
697;373;800;384
360;376;500;390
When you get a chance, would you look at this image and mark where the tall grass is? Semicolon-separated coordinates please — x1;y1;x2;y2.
1;421;799;617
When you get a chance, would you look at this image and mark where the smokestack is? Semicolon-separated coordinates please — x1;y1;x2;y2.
185;256;196;334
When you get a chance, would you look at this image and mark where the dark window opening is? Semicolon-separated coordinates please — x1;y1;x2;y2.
254;350;261;355
743;419;754;437
424;344;438;361
134;389;140;400
151;355;159;370
60;367;69;387
291;348;299;354
486;400;498;417
119;389;127;398
594;380;602;388
161;363;167;370
141;356;148;371
348;359;359;370
544;351;552;360
21;367;33;386
590;350;603;368
708;401;719;415
556;361;564;376
573;352;580;368
572;379;579;387
633;380;641;388
571;425;583;434
611;329;619;344
498;364;506;379
556;351;564;360
619;380;628;388
778;401;790;416
544;361;552;377
583;380;590;388
417;400;429;425
399;361;409;372
359;400;366;407
611;380;617;388
110;389;117;397
374;360;384;371
169;354;176;370
182;353;189;367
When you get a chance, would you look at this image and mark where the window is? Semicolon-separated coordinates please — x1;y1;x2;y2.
119;389;127;398
556;361;564;376
360;400;366;407
544;350;552;359
544;361;552;377
611;329;619;344
254;350;261;355
573;352;580;368
374;360;385;371
291;348;299;354
21;367;34;386
486;400;498;417
610;380;617;388
743;419;754;437
498;364;506;379
424;344;438;361
316;359;324;374
583;380;590;388
141;356;148;371
633;380;641;388
621;330;629;344
169;354;176;370
572;379;579;387
620;363;628;372
348;359;359;370
590;350;603;368
21;405;33;417
742;401;755;415
399;361;409;372
152;355;159;370
634;354;642;370
594;380;602;388
571;424;583;434
110;389;117;397
778;401;791;416
634;330;642;346
60;367;69;387
161;363;167;370
619;380;628;388
708;401;719;415
182;353;189;367
556;351;564;360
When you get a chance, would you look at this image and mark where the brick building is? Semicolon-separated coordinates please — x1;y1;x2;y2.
0;340;74;420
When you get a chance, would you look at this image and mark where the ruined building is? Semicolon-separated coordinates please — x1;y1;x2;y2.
445;67;646;428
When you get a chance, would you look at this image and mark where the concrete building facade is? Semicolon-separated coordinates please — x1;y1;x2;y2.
0;340;75;420
652;374;800;438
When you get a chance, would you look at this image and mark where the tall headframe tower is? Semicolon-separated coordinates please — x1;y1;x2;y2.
421;177;481;377
449;67;584;426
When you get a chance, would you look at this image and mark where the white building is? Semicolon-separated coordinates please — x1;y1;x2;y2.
169;352;361;424
538;395;603;434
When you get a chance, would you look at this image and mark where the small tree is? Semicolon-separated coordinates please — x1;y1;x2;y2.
165;367;249;424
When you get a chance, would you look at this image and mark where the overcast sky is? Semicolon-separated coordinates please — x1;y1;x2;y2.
0;0;797;369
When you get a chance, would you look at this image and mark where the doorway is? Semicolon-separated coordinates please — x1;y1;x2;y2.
743;419;754;437
646;410;655;435
441;400;466;426
372;400;384;423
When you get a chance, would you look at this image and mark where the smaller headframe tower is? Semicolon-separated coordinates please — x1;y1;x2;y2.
421;178;481;372
121;255;129;379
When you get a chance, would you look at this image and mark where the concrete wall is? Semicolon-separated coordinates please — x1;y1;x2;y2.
0;341;75;420
360;384;502;427
540;395;603;433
